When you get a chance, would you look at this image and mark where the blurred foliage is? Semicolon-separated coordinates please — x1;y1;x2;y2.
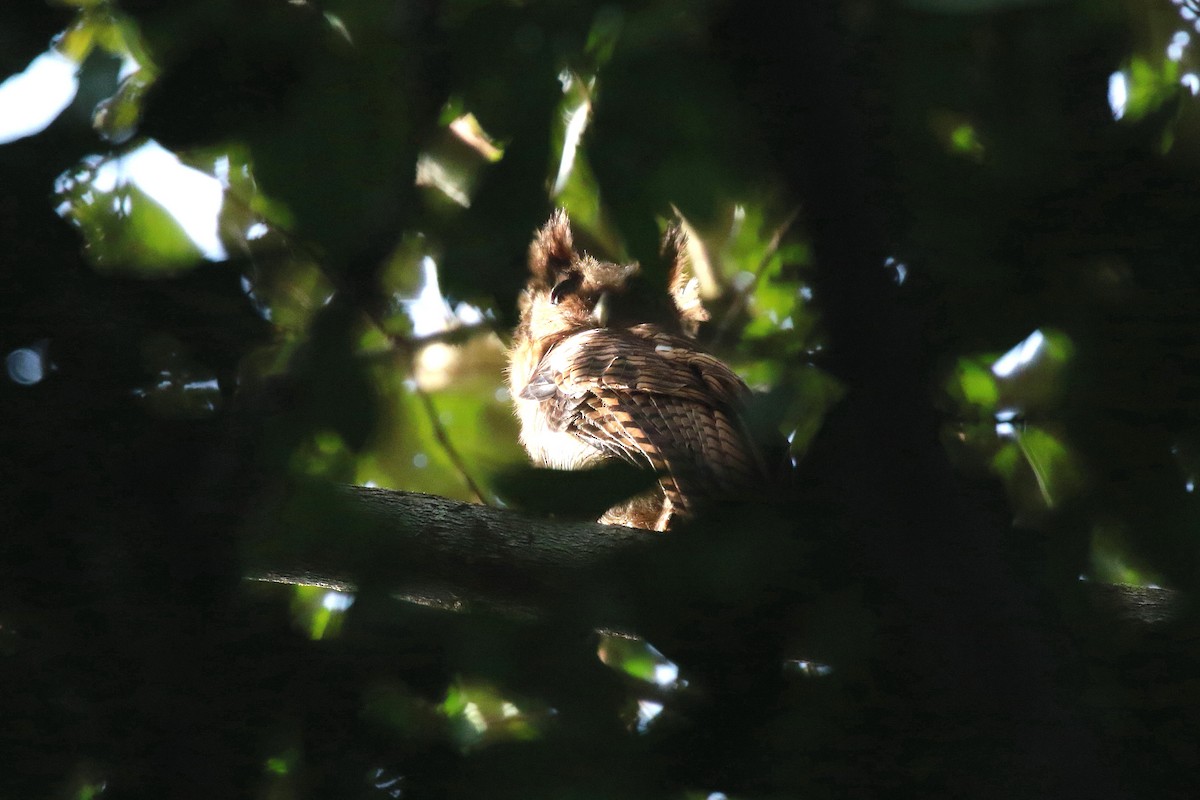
3;0;1200;796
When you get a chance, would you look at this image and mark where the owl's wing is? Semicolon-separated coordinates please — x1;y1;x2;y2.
520;327;769;516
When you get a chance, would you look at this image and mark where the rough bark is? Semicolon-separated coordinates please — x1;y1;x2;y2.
249;485;1180;630
247;485;655;626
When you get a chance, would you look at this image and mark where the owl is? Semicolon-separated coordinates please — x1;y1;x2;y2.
508;210;781;531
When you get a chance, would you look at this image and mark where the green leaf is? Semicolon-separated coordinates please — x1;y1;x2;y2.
951;358;999;409
1122;56;1180;121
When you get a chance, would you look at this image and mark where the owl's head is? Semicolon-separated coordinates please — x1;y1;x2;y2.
518;210;709;342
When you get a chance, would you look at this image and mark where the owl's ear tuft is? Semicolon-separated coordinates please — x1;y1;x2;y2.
664;222;710;336
529;210;577;282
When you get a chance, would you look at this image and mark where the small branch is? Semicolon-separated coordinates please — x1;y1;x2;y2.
356;323;505;362
710;206;801;349
410;321;502;348
221;201;491;504
381;334;489;503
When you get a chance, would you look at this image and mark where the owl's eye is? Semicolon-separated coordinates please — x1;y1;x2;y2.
550;274;580;305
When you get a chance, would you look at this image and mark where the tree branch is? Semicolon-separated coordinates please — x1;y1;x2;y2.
247;485;656;626
248;485;1182;631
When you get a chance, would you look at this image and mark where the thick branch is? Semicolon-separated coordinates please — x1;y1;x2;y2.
248;485;1181;630
247;485;656;624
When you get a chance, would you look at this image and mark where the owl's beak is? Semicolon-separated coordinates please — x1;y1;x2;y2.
590;292;610;326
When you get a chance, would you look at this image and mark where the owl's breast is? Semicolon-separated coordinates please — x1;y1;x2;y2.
509;333;604;471
513;393;603;470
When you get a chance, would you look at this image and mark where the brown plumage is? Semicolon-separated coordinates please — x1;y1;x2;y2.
509;210;779;531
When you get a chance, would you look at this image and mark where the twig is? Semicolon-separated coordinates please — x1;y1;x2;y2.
710;206;801;349
220;187;489;502
355;321;502;363
384;332;489;503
